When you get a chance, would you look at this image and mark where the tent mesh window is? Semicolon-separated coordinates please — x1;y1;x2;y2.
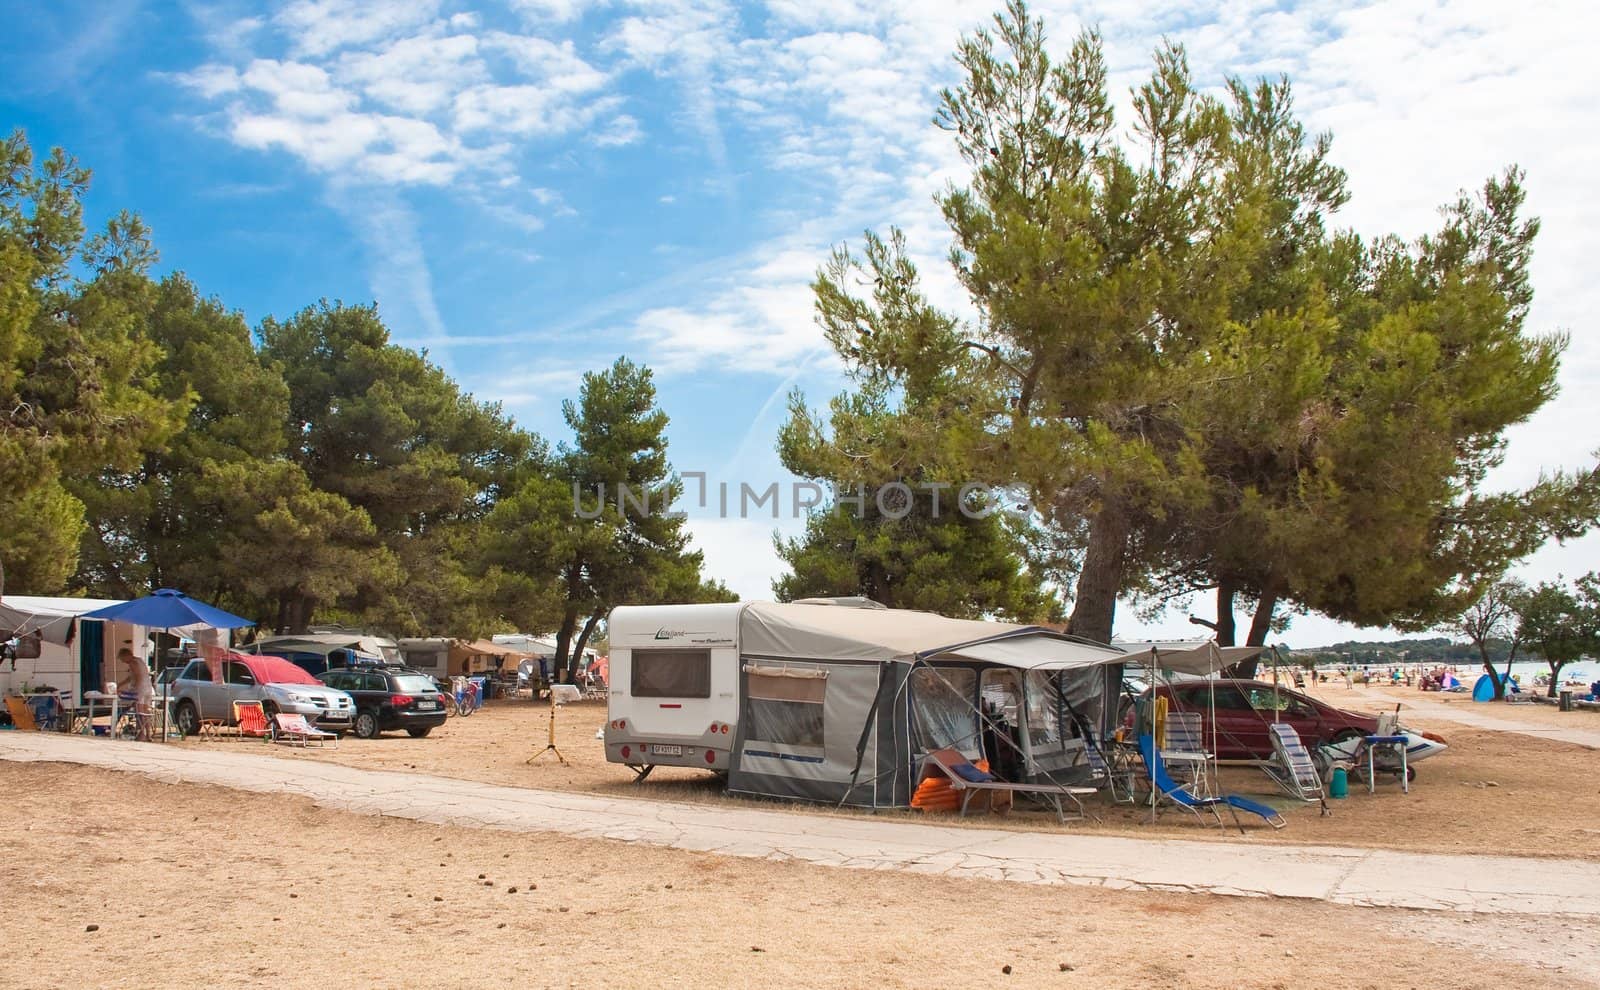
910;667;978;755
630;649;711;698
745;668;826;748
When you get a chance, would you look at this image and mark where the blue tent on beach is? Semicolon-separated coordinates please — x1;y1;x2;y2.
1472;672;1518;701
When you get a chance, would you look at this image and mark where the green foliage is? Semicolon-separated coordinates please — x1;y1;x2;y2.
784;2;1596;647
772;488;1060;621
71;274;289;598
482;358;722;678
1514;575;1600;696
0;130;188;595
256;301;534;633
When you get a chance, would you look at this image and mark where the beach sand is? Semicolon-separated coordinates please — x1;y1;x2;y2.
4;760;1595;990
157;693;1600;861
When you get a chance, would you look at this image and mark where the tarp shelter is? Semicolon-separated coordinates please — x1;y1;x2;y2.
449;639;519;676
725;601;1127;809
0;596;137;703
1113;639;1265;676
239;633;397;674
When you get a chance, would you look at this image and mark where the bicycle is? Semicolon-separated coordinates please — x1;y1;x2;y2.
457;680;481;717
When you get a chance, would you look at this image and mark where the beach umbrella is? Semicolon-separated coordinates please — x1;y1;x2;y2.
78;588;253;633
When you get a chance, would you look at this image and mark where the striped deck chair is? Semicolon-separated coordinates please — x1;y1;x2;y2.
233;700;272;742
1265;723;1327;811
1137;734;1286;833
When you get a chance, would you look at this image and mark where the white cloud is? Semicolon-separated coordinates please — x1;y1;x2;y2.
275;0;443;57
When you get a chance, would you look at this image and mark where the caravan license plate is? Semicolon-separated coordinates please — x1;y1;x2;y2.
651;744;682;756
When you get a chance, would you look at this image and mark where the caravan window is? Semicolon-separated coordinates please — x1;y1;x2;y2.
745;668;826;748
631;649;711;698
910;667;978;753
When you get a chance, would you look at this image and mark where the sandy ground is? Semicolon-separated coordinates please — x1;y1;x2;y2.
1342;681;1600;731
180;694;1600;861
5;761;1597;990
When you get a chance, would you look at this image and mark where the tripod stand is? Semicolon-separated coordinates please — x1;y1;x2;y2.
527;689;568;766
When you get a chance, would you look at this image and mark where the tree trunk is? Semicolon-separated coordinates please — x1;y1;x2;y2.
1245;592;1277;647
1500;642;1520;701
1476;642;1505;700
571;611;602;676
1224;591;1279;680
1548;660;1568;698
553;604;578;683
1066;502;1129;644
1213;580;1237;647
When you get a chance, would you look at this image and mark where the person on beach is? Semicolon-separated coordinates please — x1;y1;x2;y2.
116;647;155;741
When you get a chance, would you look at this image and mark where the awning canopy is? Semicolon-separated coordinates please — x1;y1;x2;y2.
241;633;393;660
452;639;519;658
737;602;1126;671
1114;639;1266;676
0;595;127;644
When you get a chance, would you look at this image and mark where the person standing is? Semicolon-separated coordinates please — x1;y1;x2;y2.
116;647;155;741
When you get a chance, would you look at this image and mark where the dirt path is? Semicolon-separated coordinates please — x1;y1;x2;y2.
4;730;1598;917
139;695;1600;862
4;761;1596;990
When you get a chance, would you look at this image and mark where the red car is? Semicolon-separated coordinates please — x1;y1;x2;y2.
1133;679;1389;760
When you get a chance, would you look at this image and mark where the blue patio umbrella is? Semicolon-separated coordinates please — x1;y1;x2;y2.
79;588;253;632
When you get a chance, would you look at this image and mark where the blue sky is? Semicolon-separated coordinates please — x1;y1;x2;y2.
5;0;1597;647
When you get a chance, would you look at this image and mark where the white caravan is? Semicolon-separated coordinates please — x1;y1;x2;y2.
604;603;741;777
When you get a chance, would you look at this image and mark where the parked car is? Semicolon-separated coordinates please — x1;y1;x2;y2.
1130;679;1447;766
317;666;447;739
170;653;355;737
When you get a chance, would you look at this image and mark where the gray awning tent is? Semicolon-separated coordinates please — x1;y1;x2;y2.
0;596;128;645
1114;639;1266;675
725;602;1127;810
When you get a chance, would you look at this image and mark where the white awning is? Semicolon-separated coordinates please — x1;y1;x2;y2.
0;596;127;644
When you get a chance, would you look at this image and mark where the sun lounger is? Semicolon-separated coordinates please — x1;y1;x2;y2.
921;747;1098;823
1264;723;1326;809
1137;734;1286;833
272;712;338;748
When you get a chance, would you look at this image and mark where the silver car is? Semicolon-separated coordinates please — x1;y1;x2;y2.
171;655;355;737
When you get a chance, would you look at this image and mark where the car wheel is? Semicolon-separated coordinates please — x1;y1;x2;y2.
261;701;279;739
406;727;432;738
175;701;200;737
1330;728;1364;747
354;710;379;739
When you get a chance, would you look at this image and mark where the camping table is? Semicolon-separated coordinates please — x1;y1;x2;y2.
1355;735;1409;794
79;691;126;738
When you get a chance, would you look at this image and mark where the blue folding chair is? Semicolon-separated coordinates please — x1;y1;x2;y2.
1137;734;1285;833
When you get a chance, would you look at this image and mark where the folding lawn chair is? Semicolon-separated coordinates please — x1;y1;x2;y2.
1161;710;1211;796
1137;734;1285;834
1264;723;1328;811
272;712;338;748
233;700;272;742
5;695;40;731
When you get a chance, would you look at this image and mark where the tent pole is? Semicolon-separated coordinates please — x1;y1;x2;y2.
1149;648;1159;824
1207;643;1219;798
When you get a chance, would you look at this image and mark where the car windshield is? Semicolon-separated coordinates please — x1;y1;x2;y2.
392;675;437;694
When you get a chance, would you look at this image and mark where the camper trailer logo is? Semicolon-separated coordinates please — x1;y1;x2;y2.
654;627;691;639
